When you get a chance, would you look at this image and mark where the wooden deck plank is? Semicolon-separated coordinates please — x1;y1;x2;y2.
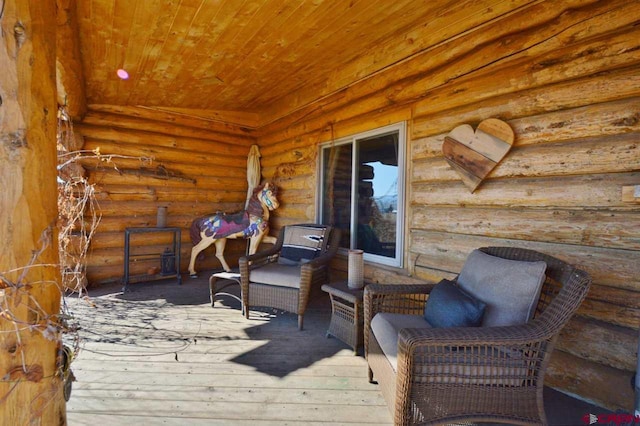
69;370;380;390
67;413;389;426
75;352;368;366
73;360;373;378
68;399;389;422
70;386;387;405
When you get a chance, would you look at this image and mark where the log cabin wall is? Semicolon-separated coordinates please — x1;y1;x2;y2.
257;0;640;410
76;105;256;284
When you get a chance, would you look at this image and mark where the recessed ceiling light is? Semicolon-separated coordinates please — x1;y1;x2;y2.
116;69;129;80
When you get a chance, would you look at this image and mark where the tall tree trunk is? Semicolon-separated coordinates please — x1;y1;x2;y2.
1;0;66;424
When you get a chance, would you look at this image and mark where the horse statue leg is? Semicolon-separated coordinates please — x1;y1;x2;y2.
188;235;215;278
248;230;266;256
214;238;232;272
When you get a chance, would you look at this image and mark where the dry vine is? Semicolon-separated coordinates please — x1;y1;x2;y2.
57;110;99;296
57;108;152;294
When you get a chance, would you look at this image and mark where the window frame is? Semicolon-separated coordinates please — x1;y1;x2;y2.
317;122;406;268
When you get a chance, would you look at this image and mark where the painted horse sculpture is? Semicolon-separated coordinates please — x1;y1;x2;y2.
188;182;279;277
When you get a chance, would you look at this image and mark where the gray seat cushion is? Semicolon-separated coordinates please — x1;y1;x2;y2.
249;263;301;289
371;313;432;372
457;249;547;327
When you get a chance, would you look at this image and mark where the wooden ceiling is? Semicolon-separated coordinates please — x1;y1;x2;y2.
68;0;531;126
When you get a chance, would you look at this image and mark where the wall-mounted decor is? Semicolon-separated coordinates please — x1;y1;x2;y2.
443;118;514;193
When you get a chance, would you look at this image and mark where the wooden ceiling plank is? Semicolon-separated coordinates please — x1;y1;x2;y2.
330;0;506;88
235;0;362;73
123;0;187;105
212;0;375;108
141;0;206;106
105;0;138;104
172;0;364;109
200;1;301;85
148;0;226;105
101;0;118;103
165;0;269;107
151;0;208;77
141;0;248;107
293;0;428;70
116;0;162;106
222;0;406;108
166;0;303;108
75;0;633;124
82;0;114;101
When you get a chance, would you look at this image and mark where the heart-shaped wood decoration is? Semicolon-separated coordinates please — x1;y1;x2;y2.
443;118;514;193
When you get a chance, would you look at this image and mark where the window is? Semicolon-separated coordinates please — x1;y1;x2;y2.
318;123;405;267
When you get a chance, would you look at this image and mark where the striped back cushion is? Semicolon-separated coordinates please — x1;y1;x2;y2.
278;225;330;265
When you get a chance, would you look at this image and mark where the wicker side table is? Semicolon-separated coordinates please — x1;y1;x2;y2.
321;281;366;355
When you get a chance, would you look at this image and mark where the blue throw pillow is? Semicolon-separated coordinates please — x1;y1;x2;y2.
424;279;486;328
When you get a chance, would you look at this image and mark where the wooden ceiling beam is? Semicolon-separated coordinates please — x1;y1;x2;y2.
56;0;87;120
147;106;260;129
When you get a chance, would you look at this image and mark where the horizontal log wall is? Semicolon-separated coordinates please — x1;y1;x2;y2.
76;106;255;284
258;0;640;411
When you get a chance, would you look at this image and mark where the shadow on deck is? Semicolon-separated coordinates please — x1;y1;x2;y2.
65;271;611;425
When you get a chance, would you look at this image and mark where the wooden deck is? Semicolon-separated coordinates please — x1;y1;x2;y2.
65;272;609;425
65;273;392;425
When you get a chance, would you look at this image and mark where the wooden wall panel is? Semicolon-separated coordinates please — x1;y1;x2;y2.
412;207;640;251
410;231;640;290
546;350;635;411
558;317;638;371
78;107;255;285
414;134;640;182
412;173;640;209
257;0;640;410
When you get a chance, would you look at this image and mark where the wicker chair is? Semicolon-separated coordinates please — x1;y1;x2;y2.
364;247;592;425
239;225;341;330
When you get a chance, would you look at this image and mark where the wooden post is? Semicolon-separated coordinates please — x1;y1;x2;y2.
1;0;66;424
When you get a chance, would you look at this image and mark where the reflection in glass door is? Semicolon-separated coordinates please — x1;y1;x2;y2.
320;123;404;267
355;132;398;258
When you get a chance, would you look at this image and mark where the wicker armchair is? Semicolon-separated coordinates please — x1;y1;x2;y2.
239;224;341;330
364;247;592;425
